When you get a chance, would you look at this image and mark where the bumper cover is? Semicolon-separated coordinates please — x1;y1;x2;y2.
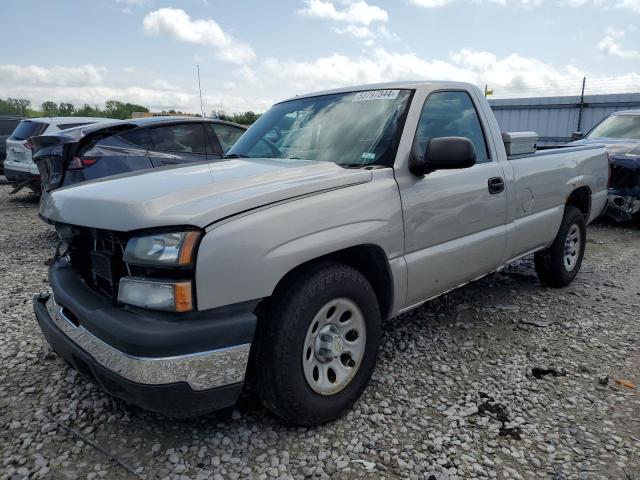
605;193;640;222
38;294;251;391
33;261;259;416
4;159;39;176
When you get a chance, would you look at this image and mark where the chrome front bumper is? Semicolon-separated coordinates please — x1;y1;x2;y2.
44;295;251;391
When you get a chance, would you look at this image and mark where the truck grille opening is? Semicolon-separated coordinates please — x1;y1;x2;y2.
68;228;130;301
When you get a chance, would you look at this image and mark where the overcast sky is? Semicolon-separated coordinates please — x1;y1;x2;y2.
1;0;639;113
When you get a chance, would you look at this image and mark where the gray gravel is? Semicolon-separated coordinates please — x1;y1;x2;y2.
1;182;639;480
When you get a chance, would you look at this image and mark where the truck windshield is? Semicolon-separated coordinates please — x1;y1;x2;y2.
587;115;640;140
227;89;412;167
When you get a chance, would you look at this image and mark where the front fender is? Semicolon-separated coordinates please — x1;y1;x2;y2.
195;170;404;310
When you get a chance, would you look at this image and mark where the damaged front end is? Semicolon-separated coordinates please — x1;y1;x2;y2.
606;155;640;222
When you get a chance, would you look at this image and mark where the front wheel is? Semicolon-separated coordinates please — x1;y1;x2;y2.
253;262;381;425
534;206;586;287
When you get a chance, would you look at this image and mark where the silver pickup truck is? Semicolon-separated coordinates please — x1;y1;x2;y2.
34;81;608;425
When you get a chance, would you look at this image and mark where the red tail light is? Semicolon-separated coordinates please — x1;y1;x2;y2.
24;141;32;151
68;156;99;170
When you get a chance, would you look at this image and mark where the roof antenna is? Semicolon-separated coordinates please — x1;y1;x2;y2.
197;64;205;118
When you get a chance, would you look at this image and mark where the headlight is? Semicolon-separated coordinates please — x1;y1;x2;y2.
124;231;200;267
118;277;193;312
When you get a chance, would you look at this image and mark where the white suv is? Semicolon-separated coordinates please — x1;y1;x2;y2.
4;117;109;194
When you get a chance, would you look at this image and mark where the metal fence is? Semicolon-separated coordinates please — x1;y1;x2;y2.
489;92;640;147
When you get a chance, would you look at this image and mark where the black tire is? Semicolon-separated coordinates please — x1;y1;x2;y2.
534;206;586;287
252;262;381;426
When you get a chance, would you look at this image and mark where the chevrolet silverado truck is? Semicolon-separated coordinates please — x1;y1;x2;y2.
33;81;608;425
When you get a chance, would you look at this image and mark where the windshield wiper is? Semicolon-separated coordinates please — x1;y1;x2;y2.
222;153;249;159
339;163;376;169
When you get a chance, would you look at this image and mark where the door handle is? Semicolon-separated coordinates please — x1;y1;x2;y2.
488;177;505;194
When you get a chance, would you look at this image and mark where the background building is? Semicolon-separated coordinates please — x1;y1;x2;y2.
489;92;640;147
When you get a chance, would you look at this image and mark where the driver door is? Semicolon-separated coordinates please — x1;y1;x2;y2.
401;90;508;305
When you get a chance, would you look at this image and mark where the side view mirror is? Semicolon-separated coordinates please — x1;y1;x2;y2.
410;136;476;175
571;131;583;141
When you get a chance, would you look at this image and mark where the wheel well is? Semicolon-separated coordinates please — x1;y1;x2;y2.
566;186;591;219
268;245;393;320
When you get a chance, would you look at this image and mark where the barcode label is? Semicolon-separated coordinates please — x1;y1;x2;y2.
352;90;400;102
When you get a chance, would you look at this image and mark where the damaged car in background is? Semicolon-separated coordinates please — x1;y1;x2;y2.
32;117;246;219
4;117;110;194
571;109;640;222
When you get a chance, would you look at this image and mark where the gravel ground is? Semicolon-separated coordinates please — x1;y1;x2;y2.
1;181;639;480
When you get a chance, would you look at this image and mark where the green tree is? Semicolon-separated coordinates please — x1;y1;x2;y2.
41;101;59;116
58;102;75;116
104;100;149;119
209;110;262;125
231;111;261;125
0;99;18;115
6;98;31;116
210;109;229;121
75;104;103;117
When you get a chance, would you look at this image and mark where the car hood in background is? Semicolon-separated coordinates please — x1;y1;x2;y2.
40;159;372;231
569;137;640;157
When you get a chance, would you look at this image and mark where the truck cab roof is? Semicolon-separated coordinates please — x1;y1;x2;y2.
279;80;478;103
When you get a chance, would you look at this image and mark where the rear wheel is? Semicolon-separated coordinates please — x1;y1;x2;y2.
253;262;381;425
534;206;586;287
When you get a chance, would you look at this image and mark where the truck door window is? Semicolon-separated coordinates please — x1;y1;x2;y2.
413;91;490;163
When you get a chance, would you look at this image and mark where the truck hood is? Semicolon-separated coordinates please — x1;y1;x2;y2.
40;158;372;231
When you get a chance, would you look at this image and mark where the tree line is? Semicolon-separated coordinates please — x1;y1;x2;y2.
0;98;150;120
0;98;263;125
210;110;261;125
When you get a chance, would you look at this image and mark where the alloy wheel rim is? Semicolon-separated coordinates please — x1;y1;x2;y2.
563;224;581;271
302;298;366;395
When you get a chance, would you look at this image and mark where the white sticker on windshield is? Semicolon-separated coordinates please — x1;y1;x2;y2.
352;90;400;102
361;152;376;160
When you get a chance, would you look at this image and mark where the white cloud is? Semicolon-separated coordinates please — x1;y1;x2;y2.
410;0;638;9
0;64;106;87
264;49;468;92
561;0;640;12
410;0;542;7
2;45;639;118
115;0;152;15
0;63;268;113
142;8;255;65
234;65;258;84
409;0;454;7
263;47;630;98
334;25;374;38
597;30;640;58
116;0;151;5
299;0;388;40
299;0;388;25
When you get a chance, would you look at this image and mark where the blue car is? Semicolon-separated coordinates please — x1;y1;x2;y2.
570;110;640;221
